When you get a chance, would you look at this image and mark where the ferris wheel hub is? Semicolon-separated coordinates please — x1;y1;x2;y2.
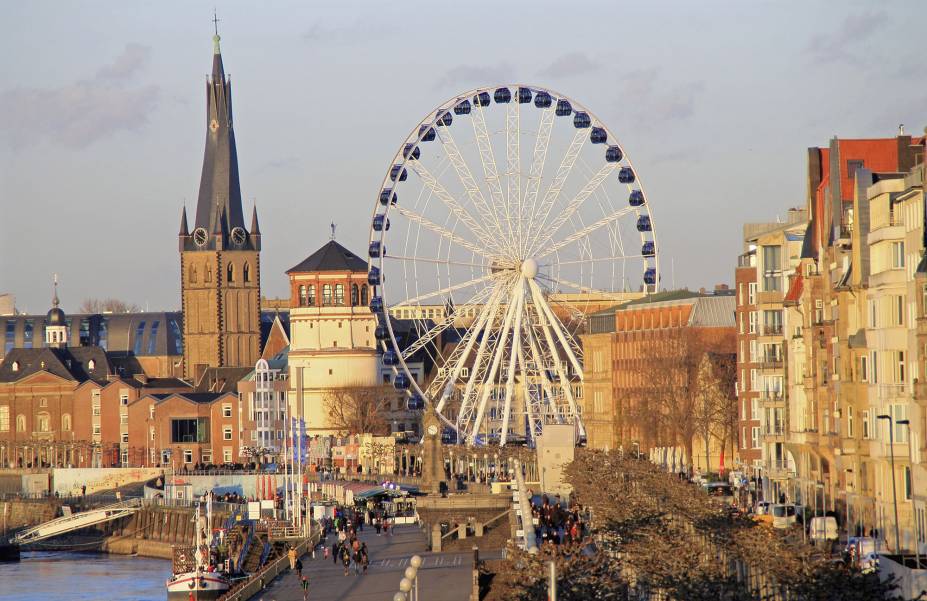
520;258;539;279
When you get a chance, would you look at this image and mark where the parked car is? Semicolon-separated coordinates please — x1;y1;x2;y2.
810;516;839;542
704;482;735;504
755;501;772;516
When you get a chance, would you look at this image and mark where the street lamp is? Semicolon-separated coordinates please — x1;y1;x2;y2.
877;414;902;554
897;419;921;569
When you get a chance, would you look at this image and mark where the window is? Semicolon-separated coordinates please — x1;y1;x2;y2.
148;321;160;355
891;404;908;443
871;350;879;384
351;284;359;306
121;433;129;443
183;449;193;464
37;412;50;432
201;450;212;464
133;322;146;355
859;355;868;382
762;245;781;291
23;319;33;349
748;282;757;305
227;263;235;282
863;411;871;439
4;319;14;354
334;284;345;305
171;418;210;443
895;351;906;383
223;448;232;463
243;263;251;283
92;405;101;416
204;266;212;283
360;285;368;305
904;466;912;500
322;284;333;306
189;265;197;283
299;285;308;306
892;242;905;269
223;426;233;441
222;404;232;418
93;424;101;435
10;361;18;372
120;414;128;425
751;426;760;449
748;312;757;334
120;390;129;406
892;295;905;326
847;407;853;438
0;406;8;432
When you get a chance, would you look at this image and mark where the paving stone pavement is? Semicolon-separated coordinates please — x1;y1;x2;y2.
252;525;487;601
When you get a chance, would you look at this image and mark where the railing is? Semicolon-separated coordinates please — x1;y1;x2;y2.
762;324;783;336
218;526;322;601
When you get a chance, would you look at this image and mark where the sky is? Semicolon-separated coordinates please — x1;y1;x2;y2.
1;0;925;314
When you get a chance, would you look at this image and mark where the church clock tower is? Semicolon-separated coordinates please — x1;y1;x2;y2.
179;31;261;379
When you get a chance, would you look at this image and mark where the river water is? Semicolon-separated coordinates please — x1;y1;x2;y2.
0;551;171;601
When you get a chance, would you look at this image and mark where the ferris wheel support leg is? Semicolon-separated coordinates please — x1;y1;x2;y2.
469;277;521;444
435;281;507;414
523;311;561;426
456;278;510;441
514;334;539;444
528;281;584;437
528;280;584;382
499;280;526;446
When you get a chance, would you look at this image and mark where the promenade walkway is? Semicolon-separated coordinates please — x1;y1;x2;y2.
253;525;480;601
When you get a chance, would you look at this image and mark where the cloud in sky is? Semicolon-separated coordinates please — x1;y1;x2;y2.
432;63;516;90
805;10;889;63
303;19;386;44
618;68;703;123
536;52;601;79
0;44;159;149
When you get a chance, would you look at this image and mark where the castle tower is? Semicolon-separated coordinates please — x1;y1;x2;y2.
179;31;261;379
286;240;379;434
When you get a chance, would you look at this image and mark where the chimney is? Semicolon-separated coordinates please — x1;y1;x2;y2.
134;373;149;384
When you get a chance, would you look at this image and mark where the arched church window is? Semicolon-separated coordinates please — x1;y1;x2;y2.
299;285;308;307
243;263;251;283
322;284;333;306
189;265;197;283
360;285;368;306
37;412;50;433
334;284;345;306
62;413;71;432
308;285;316;306
227;263;235;283
16;414;25;432
351;284;359;306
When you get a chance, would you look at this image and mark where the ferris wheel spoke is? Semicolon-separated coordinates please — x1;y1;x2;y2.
469;279;521;442
394;272;502;308
435;126;510;252
499;279;526;446
505;100;522;256
554;253;644;266
535;205;637;260
535;273;612;296
471;102;516;255
521;107;555;257
394;205;495;260
404;159;504;255
528;163;617;257
400;284;496;361
384;254;487;270
523;128;587;247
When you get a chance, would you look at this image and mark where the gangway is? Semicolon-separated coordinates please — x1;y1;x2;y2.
12;498;142;545
511;459;538;554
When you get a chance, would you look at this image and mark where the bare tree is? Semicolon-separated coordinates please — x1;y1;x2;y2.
323;386;392;435
78;298;140;314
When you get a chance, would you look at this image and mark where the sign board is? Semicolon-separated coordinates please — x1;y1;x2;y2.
247;501;261;520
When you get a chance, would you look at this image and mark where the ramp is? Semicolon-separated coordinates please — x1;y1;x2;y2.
13;498;141;545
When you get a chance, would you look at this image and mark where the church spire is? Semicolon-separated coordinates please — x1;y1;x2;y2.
179;206;189;236
187;25;247;251
250;205;261;236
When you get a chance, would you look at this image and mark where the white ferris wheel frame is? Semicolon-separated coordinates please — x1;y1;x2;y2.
367;84;660;446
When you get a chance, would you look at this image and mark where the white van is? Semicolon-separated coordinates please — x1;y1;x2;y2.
809;516;838;541
770;504;796;529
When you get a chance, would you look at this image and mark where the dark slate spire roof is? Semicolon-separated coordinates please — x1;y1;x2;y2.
286;240;368;274
250;205;260;235
179;206;189;236
184;33;257;252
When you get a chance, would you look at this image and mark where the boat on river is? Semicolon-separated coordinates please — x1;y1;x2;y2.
166;497;229;600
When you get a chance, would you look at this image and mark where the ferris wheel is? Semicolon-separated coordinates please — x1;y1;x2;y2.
367;85;659;446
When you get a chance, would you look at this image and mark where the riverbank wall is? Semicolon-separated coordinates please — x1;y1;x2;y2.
101;504;233;559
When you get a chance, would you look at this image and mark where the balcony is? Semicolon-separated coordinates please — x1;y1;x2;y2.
758;355;784;370
761;324;784;337
759;392;785;406
917;317;927;337
763;422;785;437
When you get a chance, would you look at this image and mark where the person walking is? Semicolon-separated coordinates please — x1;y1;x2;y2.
295;557;303;579
340;544;351;576
360;543;369;575
300;575;310;601
331;541;339;565
375;517;382;536
288;546;297;571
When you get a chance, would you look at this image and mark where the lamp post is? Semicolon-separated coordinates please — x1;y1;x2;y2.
897;419;920;569
877;414;902;554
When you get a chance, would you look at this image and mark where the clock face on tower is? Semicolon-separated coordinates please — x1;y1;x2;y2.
193;227;209;247
230;227;246;246
427;424;438;436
